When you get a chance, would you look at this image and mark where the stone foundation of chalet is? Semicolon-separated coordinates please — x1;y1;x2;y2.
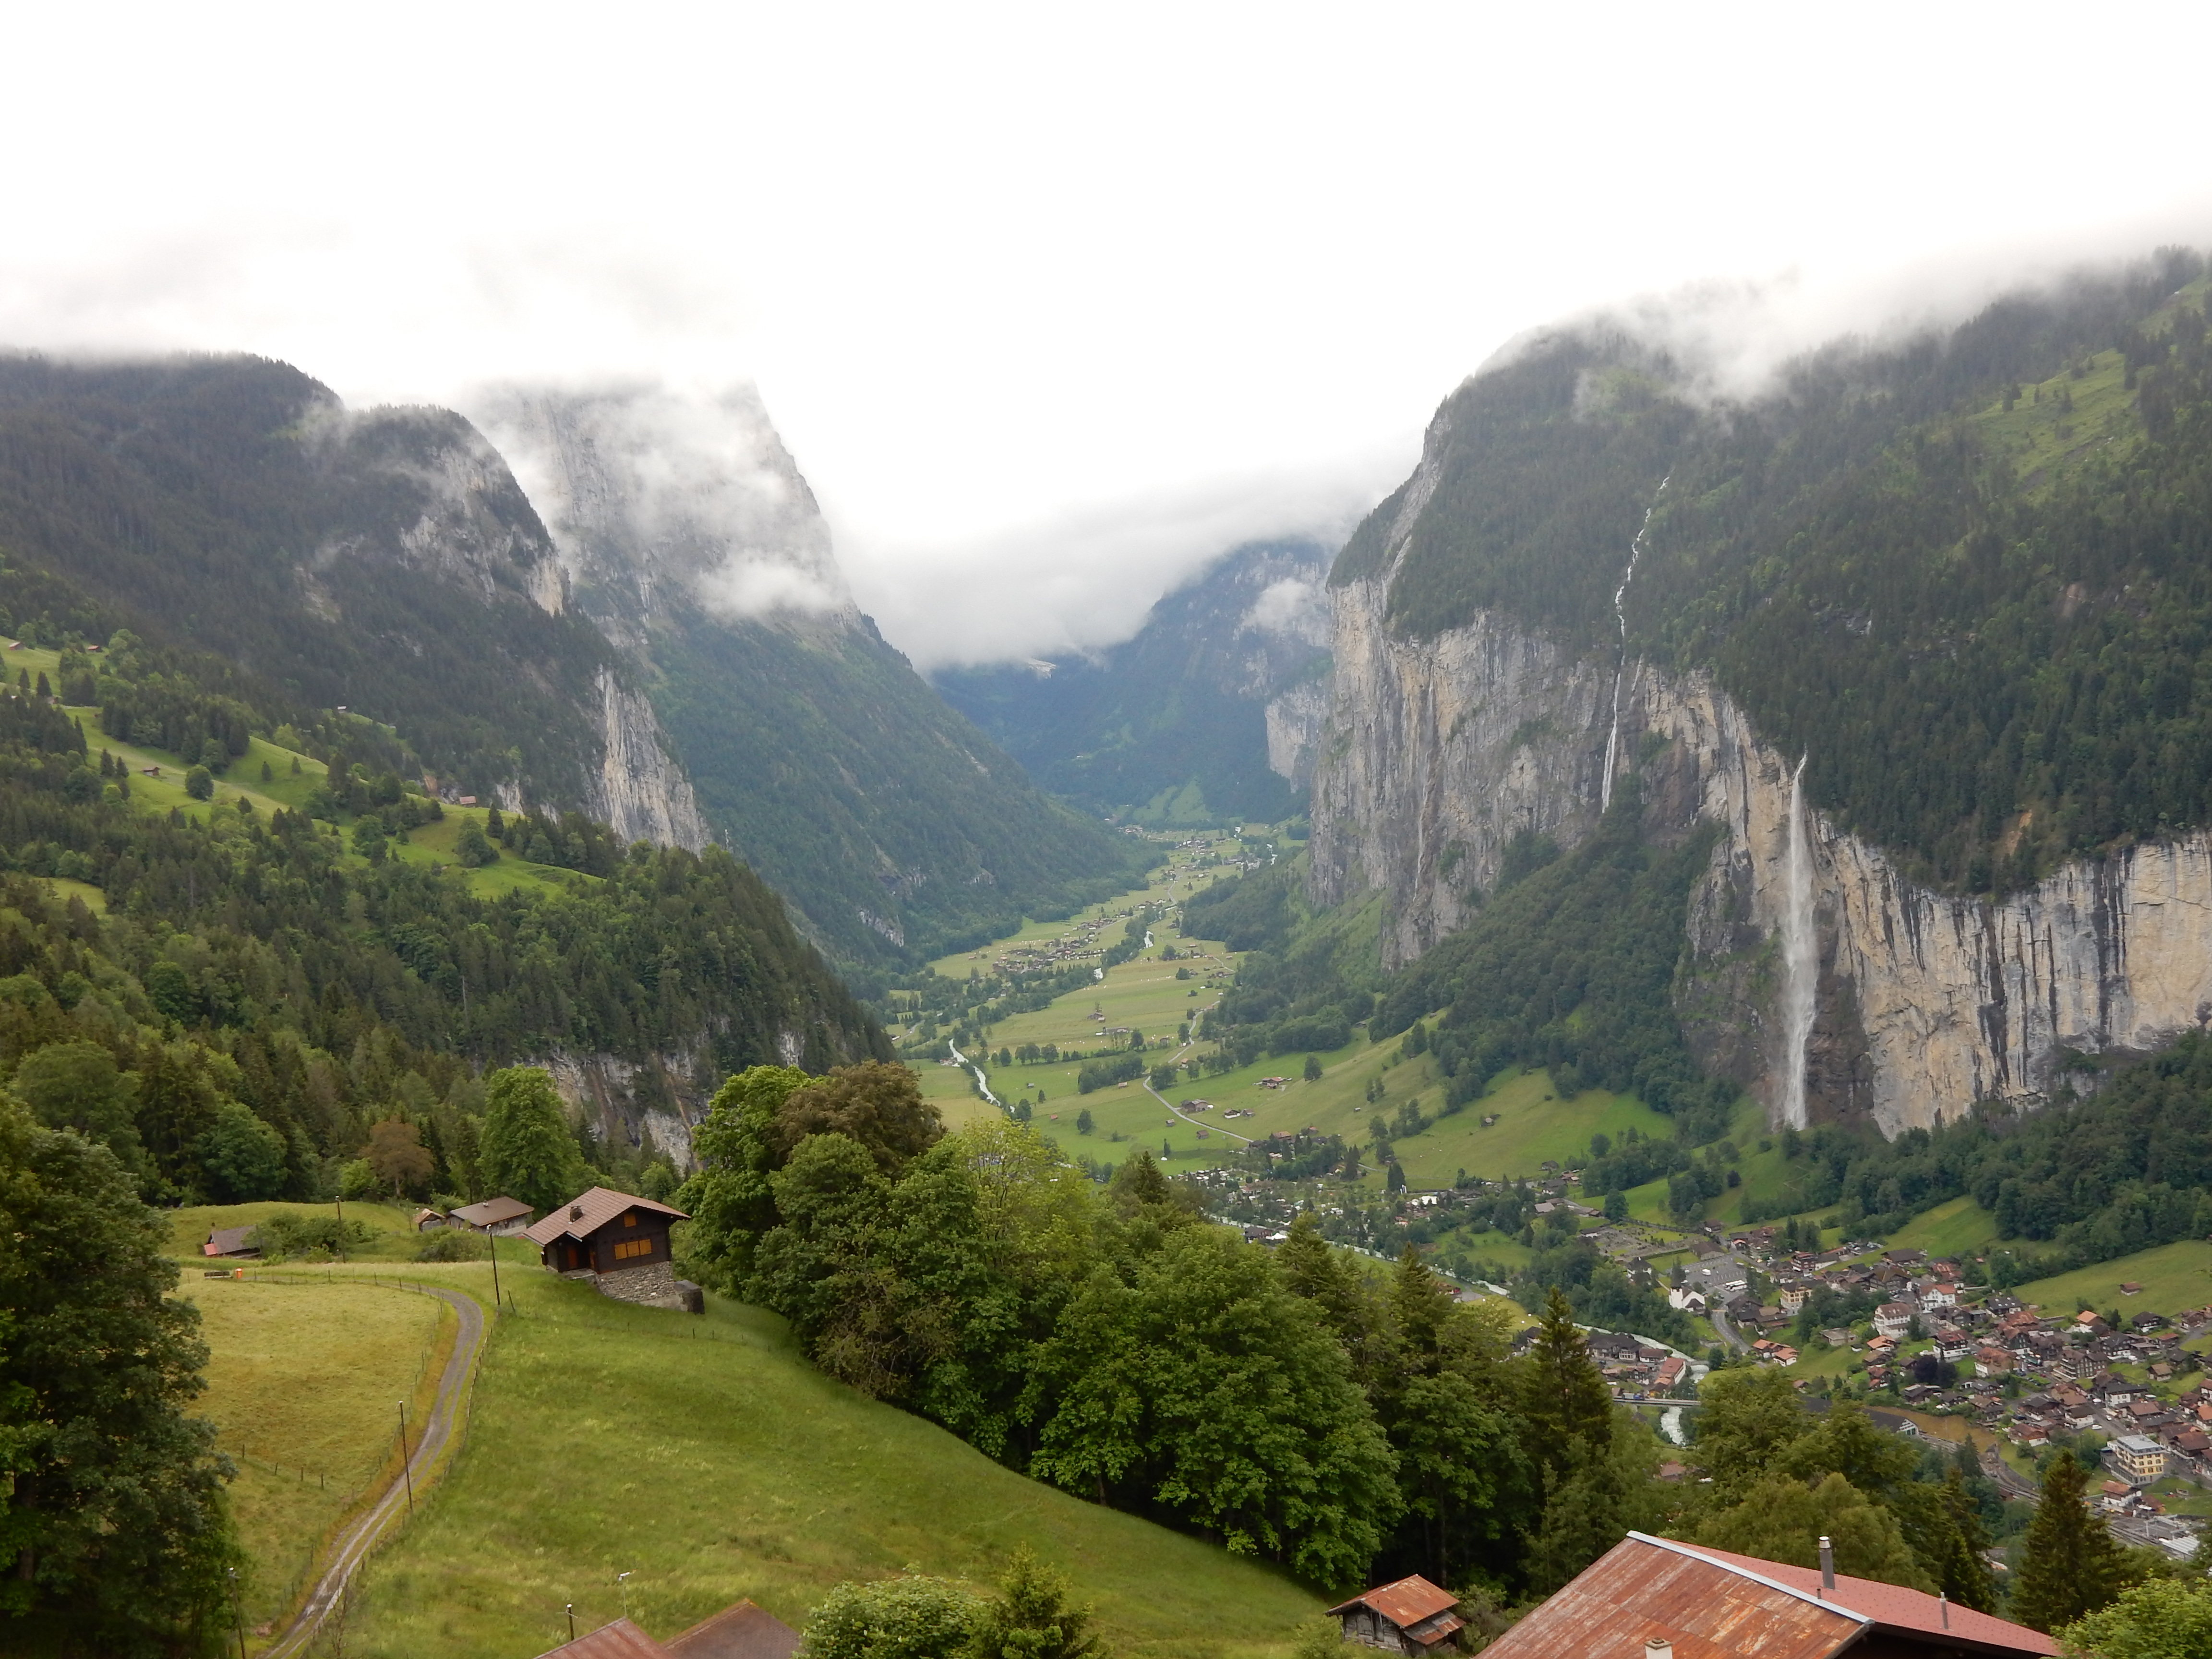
561;1260;697;1312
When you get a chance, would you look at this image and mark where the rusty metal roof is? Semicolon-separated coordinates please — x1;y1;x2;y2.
665;1600;801;1659
1480;1535;1863;1659
523;1187;689;1249
1327;1574;1460;1630
531;1617;670;1659
1483;1534;2059;1659
1685;1542;2059;1656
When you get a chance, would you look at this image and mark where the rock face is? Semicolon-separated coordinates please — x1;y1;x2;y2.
589;667;712;852
1312;569;2212;1138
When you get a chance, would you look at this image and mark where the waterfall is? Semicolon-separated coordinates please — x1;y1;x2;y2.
1601;475;1669;812
1779;754;1816;1130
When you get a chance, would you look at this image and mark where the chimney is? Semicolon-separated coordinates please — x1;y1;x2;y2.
1644;1642;1672;1659
1818;1536;1835;1593
571;1204;584;1221
1939;1592;1949;1629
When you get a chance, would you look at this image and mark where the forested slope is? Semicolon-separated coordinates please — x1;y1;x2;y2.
1337;247;2212;896
0;355;623;808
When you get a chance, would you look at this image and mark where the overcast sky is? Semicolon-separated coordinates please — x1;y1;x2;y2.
7;2;2212;666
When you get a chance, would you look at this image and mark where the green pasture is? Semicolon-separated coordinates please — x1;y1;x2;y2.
2012;1239;2212;1321
1884;1196;2003;1261
165;1200;421;1261
344;1263;1320;1659
183;1274;450;1639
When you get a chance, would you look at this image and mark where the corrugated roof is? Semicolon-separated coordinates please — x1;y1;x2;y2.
1327;1574;1460;1629
1480;1536;1862;1659
1681;1541;2059;1656
665;1600;800;1659
523;1187;689;1249
1483;1535;2059;1659
451;1195;535;1227
204;1226;258;1257
531;1617;670;1659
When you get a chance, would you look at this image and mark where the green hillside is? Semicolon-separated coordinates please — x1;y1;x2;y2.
342;1264;1318;1659
1336;249;2212;897
0;355;622;807
644;603;1146;968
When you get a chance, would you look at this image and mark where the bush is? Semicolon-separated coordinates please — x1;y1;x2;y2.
249;1211;375;1261
182;765;213;801
337;1157;377;1201
413;1227;484;1262
455;820;498;867
799;1574;982;1659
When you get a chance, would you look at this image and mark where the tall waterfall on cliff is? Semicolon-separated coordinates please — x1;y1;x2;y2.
1780;754;1816;1130
1601;476;1668;813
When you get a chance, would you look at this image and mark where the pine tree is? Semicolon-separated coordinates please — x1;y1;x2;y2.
963;1545;1103;1659
1522;1286;1612;1479
2011;1451;2130;1632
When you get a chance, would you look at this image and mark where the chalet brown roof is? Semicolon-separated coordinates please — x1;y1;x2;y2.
524;1187;689;1249
1481;1534;2056;1659
665;1600;800;1659
531;1617;669;1659
451;1195;534;1228
1328;1574;1460;1631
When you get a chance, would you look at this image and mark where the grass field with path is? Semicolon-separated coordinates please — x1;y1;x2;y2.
337;1262;1319;1659
182;1274;452;1639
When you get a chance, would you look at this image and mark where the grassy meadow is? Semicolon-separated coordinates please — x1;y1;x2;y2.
182;1274;452;1637
2011;1239;2212;1321
326;1263;1319;1659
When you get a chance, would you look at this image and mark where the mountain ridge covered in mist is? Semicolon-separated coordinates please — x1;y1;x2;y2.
934;538;1335;827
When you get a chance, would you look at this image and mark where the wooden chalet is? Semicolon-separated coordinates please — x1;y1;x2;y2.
523;1186;700;1312
531;1600;797;1659
1481;1532;2057;1659
1328;1575;1464;1655
448;1194;535;1235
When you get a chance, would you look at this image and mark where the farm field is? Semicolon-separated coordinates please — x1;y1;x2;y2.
339;1262;1320;1659
182;1275;452;1638
2012;1239;2212;1321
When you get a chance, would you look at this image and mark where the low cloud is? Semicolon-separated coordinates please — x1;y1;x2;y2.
1244;575;1329;642
842;453;1402;672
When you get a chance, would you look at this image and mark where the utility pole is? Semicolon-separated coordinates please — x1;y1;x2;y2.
490;1230;502;1313
397;1401;413;1512
228;1567;247;1659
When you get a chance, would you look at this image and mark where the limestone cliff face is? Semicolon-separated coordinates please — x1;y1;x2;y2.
1311;572;2212;1137
588;668;712;852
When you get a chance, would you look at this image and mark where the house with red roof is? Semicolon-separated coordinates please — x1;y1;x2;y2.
1327;1575;1464;1655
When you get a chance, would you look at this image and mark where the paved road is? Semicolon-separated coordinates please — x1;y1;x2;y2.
264;1283;488;1659
1709;1301;1753;1353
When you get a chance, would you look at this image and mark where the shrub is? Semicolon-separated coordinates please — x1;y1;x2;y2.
413;1227;484;1262
250;1211;375;1261
182;765;213;801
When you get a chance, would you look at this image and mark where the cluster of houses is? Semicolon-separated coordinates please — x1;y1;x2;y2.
1578;1328;1692;1396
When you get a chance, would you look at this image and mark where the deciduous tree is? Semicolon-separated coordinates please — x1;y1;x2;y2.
477;1066;586;1214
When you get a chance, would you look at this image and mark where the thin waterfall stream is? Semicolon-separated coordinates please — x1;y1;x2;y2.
1601;476;1669;813
1779;755;1816;1130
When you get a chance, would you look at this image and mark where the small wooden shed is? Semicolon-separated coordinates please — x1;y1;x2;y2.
1327;1575;1464;1656
203;1226;260;1259
449;1195;536;1235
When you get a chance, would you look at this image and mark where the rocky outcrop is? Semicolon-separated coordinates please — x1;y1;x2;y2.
587;668;711;852
1311;571;2212;1138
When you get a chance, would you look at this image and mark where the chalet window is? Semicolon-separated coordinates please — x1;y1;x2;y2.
613;1237;653;1261
622;1212;637;1227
